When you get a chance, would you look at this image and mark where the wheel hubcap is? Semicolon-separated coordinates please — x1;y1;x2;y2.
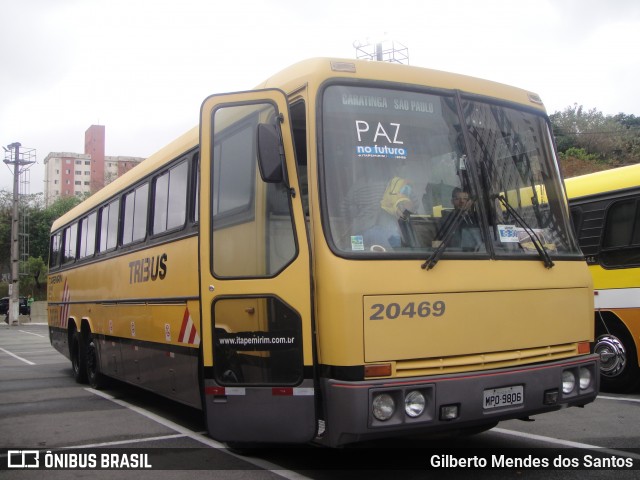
594;334;626;377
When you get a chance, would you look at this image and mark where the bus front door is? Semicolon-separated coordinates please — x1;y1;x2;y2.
199;89;316;444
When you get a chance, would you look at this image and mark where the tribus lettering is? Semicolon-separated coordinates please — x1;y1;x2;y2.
128;254;167;284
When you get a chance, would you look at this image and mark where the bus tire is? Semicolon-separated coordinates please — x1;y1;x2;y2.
86;332;107;389
594;323;640;393
71;329;88;384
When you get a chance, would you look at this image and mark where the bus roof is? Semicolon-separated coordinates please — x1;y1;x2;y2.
258;57;547;112
51;57;548;232
564;163;640;200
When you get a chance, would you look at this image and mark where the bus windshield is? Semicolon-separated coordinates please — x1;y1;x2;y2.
321;84;581;260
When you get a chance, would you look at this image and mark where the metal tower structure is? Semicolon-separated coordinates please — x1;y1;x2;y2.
3;142;36;325
353;38;409;65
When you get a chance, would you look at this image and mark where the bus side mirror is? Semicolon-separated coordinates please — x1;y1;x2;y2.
257;123;284;184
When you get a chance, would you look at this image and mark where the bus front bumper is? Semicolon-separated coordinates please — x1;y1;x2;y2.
317;354;599;447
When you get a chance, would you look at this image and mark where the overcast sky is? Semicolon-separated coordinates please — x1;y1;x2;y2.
2;0;639;193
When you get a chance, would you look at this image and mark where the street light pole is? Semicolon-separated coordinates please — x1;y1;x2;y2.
4;142;34;325
8;142;22;325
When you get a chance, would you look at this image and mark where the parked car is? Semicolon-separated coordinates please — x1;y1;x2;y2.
0;297;30;316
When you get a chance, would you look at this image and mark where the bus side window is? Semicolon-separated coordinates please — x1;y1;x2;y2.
153;159;189;235
193;152;199;223
79;211;97;259
49;231;62;269
62;223;78;264
290;101;308;216
122;183;149;245
601;198;640;267
99;198;120;253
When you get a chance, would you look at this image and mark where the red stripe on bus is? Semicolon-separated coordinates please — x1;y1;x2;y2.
272;387;293;396
205;386;225;396
188;326;197;344
179;308;189;341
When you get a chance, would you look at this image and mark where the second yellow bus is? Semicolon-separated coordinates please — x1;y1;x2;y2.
566;163;640;392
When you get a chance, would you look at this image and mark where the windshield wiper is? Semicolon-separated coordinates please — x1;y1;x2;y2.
493;194;555;269
421;200;474;270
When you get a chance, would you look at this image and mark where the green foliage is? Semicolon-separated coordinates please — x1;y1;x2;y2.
19;256;48;300
559;147;601;163
551;104;640;175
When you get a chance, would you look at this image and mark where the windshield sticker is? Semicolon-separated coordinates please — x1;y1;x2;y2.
497;225;519;243
354;120;407;159
351;235;365;251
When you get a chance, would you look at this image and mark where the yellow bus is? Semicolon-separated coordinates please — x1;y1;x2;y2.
565;163;640;392
48;57;598;447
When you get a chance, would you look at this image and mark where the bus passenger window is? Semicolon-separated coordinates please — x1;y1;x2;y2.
290;101;308;216
193;152;200;223
63;223;78;264
601;198;640;267
79;212;97;258
122;183;149;245
153;160;189;234
99;198;119;252
49;232;62;269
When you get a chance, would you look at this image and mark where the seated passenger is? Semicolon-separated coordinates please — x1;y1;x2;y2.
436;187;480;249
340;174;418;251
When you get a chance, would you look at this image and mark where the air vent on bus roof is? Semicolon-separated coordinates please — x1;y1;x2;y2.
331;61;356;73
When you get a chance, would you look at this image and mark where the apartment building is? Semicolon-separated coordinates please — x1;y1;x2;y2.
43;125;144;205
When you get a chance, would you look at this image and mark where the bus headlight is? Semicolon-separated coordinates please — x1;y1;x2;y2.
372;393;396;421
404;390;426;418
579;367;592;390
562;370;576;394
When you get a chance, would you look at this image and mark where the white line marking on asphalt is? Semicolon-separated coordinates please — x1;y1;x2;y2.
64;433;188;448
86;388;311;480
598;395;640;404
493;428;640;460
12;350;57;354
19;329;46;337
0;347;36;365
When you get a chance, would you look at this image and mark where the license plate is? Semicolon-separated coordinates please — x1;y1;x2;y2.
483;385;524;409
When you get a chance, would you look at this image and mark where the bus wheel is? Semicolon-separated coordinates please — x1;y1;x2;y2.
71;329;88;384
594;326;640;393
86;333;106;389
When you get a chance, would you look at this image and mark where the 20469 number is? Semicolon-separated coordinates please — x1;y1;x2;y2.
369;301;446;320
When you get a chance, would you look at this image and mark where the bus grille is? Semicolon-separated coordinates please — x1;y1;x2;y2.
393;343;580;377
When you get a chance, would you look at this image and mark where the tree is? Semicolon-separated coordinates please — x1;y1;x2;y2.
19;256;47;300
551;104;640;177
